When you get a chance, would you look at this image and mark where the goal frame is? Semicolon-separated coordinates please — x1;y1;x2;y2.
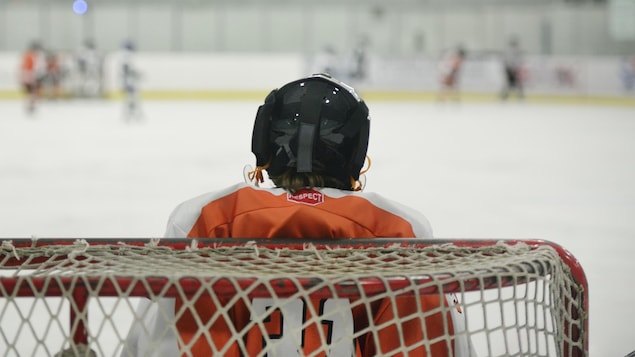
0;237;588;356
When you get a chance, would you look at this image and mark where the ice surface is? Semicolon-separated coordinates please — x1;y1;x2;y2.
1;98;633;356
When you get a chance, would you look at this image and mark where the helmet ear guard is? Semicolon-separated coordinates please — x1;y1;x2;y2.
251;89;277;168
339;100;370;180
251;73;370;187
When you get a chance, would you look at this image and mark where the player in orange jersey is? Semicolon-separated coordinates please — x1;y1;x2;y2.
437;45;467;103
120;74;476;357
20;41;46;114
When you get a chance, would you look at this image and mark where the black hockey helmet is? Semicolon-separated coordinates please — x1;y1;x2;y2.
251;73;370;187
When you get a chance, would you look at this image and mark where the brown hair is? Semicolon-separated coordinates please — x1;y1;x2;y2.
269;169;352;194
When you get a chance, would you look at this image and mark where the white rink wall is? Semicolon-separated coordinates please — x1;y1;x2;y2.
1;52;634;98
368;54;635;97
100;52;307;92
0;52;306;95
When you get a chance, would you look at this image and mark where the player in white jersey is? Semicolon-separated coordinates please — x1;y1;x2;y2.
120;39;142;121
76;39;102;97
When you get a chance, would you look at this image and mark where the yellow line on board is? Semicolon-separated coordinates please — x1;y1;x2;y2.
138;90;269;101
1;90;634;107
360;91;635;107
0;91;24;100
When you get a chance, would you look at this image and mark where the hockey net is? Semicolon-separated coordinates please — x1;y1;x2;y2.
0;238;587;357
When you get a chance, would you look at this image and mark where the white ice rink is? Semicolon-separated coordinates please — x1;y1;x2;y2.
1;97;634;356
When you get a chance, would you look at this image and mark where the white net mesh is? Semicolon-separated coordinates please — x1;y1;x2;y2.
0;238;587;357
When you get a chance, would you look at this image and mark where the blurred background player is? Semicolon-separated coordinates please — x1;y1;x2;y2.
76;38;103;98
500;37;525;101
119;73;475;357
620;55;635;92
42;50;63;100
349;35;370;84
436;45;467;103
19;40;46;114
120;39;142;121
312;45;341;78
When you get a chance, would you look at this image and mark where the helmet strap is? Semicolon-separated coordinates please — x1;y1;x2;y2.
350;155;371;191
296;81;328;173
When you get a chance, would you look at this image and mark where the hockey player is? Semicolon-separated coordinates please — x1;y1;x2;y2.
312;45;341;78
349;35;369;83
19;40;46;114
120;73;475;357
500;37;525;101
76;38;102;97
436;45;467;103
43;50;63;100
120;39;141;120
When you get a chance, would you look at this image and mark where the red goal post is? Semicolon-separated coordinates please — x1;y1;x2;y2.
0;238;588;357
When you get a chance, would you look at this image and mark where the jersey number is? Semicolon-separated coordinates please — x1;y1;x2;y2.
251;298;355;357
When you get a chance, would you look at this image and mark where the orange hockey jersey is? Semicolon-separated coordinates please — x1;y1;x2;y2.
120;183;475;356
